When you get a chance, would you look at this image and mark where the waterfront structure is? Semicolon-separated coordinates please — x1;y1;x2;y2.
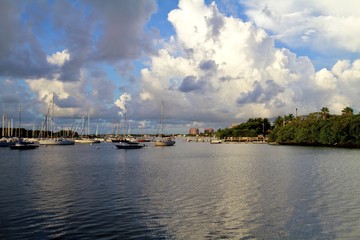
204;128;214;134
189;128;199;135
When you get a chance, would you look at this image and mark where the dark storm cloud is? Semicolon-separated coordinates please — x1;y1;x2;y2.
87;0;157;61
0;1;18;58
179;75;206;92
236;80;284;104
199;60;217;71
57;0;157;81
0;0;157;82
55;95;80;108
0;1;54;79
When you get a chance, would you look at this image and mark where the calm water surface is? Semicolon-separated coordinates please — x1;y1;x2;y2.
0;140;359;239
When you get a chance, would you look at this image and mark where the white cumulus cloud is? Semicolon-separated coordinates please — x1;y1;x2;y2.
114;93;131;115
242;0;360;53
47;49;70;67
131;0;360;130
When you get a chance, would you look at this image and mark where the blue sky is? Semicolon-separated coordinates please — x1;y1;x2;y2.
1;0;360;134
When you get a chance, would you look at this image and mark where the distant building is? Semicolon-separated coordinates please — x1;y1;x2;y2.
189;128;199;135
204;128;214;134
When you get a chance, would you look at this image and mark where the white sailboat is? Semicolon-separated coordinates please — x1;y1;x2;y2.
39;93;75;145
9;105;39;150
74;113;100;144
155;101;175;146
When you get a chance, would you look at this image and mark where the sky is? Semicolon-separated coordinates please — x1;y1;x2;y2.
1;0;360;134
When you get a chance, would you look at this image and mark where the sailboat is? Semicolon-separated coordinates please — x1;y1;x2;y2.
39;93;75;145
9;105;39;150
155;101;175;146
74;113;100;144
115;112;145;149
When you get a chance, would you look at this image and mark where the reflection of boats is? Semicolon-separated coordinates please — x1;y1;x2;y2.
155;101;175;147
9;139;39;150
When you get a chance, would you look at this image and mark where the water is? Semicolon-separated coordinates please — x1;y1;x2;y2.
1;141;360;239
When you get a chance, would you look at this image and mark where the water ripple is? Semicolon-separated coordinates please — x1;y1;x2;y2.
1;144;360;239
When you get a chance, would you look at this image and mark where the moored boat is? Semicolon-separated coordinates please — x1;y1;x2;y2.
9;139;39;150
0;139;16;147
210;139;222;144
39;138;75;145
155;101;175;147
155;137;175;146
114;111;144;149
115;140;145;149
74;138;101;144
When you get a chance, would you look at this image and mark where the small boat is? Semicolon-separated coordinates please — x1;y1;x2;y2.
115;140;145;149
155;137;176;146
74;138;101;144
155;101;175;147
137;137;152;142
38;93;75;146
111;138;122;143
8;107;39;150
0;139;15;147
114;111;144;149
210;139;222;144
9;140;39;150
39;138;75;145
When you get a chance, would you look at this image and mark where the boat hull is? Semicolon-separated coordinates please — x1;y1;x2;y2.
74;139;101;144
9;144;39;150
39;139;75;145
155;139;176;146
115;143;144;149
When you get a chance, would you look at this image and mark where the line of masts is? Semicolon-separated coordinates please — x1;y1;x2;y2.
1;112;15;137
1;99;165;138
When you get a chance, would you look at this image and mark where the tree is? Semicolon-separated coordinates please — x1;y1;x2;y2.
274;116;284;127
342;106;353;116
321;107;330;119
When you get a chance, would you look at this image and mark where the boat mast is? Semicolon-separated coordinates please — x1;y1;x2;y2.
1;113;4;137
18;104;22;138
123;111;127;138
81;113;85;137
87;112;90;136
160;100;164;136
50;92;55;139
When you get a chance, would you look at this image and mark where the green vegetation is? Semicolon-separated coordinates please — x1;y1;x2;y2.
216;118;271;139
269;107;360;147
215;107;360;148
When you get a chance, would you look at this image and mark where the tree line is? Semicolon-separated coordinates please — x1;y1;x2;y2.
215;107;360;147
216;118;271;139
269;107;360;147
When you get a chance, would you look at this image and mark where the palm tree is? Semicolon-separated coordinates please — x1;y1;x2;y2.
321;107;330;119
342;106;353;116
